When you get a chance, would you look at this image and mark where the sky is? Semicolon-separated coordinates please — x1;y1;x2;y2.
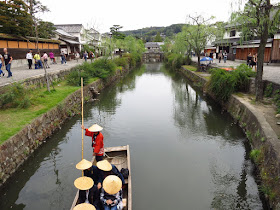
37;0;276;33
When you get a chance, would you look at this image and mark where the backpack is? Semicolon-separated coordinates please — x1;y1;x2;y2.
120;168;129;179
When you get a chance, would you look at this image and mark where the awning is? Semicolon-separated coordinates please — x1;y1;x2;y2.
234;43;272;49
60;38;80;45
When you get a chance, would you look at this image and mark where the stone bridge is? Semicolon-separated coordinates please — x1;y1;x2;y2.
143;52;164;63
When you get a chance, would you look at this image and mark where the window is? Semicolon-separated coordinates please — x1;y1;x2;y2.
230;30;236;37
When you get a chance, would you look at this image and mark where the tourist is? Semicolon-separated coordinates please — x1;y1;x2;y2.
34;52;43;69
83;51;88;62
26;49;33;69
0;54;5;77
81;124;104;162
100;175;123;210
218;51;222;63
247;52;252;66
89;51;95;63
252;53;257;72
2;48;13;78
60;51;67;64
96;160;125;190
75;51;80;62
223;51;227;63
42;52;50;68
77;185;101;210
49;51;56;64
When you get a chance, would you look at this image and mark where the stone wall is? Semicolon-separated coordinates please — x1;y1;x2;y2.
0;68;128;187
180;66;280;209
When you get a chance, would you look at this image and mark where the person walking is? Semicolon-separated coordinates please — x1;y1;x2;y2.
247;52;252;66
75;51;80;62
3;48;13;78
42;52;50;68
49;51;56;64
0;54;5;77
83;51;88;62
223;51;227;63
26;49;33;69
252;53;257;72
60;51;67;64
218;51;222;63
81;124;104;162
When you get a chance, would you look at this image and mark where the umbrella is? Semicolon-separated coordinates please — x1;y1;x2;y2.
200;57;213;62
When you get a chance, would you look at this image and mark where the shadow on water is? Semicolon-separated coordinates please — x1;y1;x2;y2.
0;63;264;210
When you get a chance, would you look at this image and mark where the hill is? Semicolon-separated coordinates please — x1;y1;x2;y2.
121;24;185;42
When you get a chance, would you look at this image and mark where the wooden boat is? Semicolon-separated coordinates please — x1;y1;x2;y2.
70;145;132;210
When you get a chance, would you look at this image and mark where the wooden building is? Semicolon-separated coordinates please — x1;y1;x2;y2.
0;33;60;59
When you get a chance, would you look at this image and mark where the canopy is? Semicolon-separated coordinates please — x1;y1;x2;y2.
200;57;213;62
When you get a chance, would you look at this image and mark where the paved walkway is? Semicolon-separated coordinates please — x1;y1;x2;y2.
0;60;85;87
192;57;280;85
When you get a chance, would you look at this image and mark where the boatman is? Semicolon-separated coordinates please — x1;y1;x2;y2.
82;124;104;162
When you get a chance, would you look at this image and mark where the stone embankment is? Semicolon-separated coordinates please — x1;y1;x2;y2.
179;66;280;210
0;67;130;187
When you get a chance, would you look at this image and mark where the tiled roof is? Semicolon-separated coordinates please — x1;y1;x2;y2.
55;29;75;38
54;24;83;33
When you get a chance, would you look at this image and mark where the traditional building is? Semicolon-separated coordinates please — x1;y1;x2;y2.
145;42;163;53
212;24;280;63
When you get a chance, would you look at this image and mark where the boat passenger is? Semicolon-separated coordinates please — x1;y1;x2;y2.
96;160;125;189
100;175;123;210
81;124;104;162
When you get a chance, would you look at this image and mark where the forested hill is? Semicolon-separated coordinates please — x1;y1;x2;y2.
121;24;184;42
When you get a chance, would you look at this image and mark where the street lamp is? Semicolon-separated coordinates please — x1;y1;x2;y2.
109;32;113;59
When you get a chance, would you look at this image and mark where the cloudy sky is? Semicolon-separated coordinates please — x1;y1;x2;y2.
37;0;275;33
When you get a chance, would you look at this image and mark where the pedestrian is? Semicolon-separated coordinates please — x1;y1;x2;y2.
42;52;50;68
26;49;33;69
252;53;257;72
89;51;95;62
60;51;67;64
0;54;5;77
49;51;56;64
223;51;227;63
247;52;252;66
34;52;43;69
75;51;80;62
100;175;123;210
218;51;222;63
83;51;88;62
3;48;13;78
81;124;104;162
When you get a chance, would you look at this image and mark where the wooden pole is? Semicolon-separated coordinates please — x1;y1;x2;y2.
81;77;84;176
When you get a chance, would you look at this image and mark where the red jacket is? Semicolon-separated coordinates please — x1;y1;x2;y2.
85;130;104;156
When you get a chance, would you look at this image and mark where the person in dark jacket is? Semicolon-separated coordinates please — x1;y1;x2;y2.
96;160;125;190
77;185;101;210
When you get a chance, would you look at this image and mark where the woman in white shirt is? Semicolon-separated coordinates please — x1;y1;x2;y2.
26;50;33;69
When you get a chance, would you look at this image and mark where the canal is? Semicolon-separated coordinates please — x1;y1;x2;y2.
0;63;263;210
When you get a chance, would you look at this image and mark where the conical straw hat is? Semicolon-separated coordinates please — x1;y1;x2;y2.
76;159;92;170
74;177;94;190
103;175;122;195
73;203;96;210
96;159;112;171
88;124;103;132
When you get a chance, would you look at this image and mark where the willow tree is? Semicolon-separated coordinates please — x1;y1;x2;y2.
184;15;216;70
231;0;280;101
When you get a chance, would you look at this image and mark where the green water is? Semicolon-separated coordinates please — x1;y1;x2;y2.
0;63;263;210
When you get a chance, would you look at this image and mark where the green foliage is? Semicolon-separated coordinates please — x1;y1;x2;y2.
82;44;95;54
110;25;126;40
260;185;276;200
209;65;255;102
154;32;163;42
264;83;273;98
37;21;56;38
114;57;129;68
66;70;90;86
0;0;33;36
250;149;261;163
273;90;280;114
90;59;116;78
0;83;31;109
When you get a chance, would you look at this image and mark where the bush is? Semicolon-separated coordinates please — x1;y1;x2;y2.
66;70;90;86
209;64;256;102
0;83;31;109
264;83;273;98
113;57;129;68
164;53;190;70
91;58;116;78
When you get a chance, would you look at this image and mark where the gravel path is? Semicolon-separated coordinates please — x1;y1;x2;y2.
0;60;85;87
192;57;280;85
